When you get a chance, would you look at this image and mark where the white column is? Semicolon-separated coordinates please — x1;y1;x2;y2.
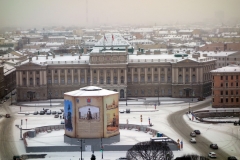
151;68;154;83
33;71;36;86
16;71;19;86
131;68;134;83
158;68;161;83
165;68;167;83
145;68;147;83
65;69;67;85
111;70;113;85
172;68;174;83
90;69;93;85
58;70;60;84
20;71;22;86
200;68;203;83
104;69;106;84
125;69;127;85
78;69;81;84
118;69;120;85
190;68;192;83
196;68;199;83
26;71;29;86
51;70;54;85
176;68;178;83
97;69;100;85
183;68;185;84
84;69;87;84
71;69;74;84
138;68;140;83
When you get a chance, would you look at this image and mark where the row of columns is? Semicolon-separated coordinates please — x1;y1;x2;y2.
16;71;46;87
173;67;203;84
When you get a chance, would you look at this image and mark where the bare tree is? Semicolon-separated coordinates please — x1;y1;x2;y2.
126;141;173;160
175;154;209;160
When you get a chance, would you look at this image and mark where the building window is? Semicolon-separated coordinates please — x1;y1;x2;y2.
231;98;234;103
231;76;233;80
226;91;228;95
48;70;50;73
212;76;214;80
121;70;123;73
100;77;103;84
231;82;233;86
135;68;137;72
231;91;233;95
107;77;110;84
127;77;131;82
54;78;58;84
221;98;223;103
128;68;130;72
221;83;223;87
226;76;228;80
148;68;150;72
121;76;124;83
226;83;228;87
68;69;70;73
29;78;33;86
36;71;39;74
179;68;182;72
192;68;195;71
114;77;117;84
93;77;97;84
94;70;96;73
226;98;228;103
237;98;239;103
154;75;158;82
212;98;214;102
221;91;223;95
75;69;77;73
236;91;239;95
155;68;157;71
141;76;144;82
48;78;51;84
74;77;78;83
23;71;25;74
55;70;57;73
236;82;238;86
221;76;223;80
61;78;65;84
36;78;39;85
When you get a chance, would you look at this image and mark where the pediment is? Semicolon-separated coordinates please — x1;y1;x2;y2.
177;58;198;64
17;61;43;69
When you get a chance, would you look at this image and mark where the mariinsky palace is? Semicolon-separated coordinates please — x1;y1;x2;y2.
15;33;215;101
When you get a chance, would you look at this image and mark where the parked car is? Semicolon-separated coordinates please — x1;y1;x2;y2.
60;120;65;124
194;130;201;134
190;132;196;137
52;111;57;115
43;109;49;113
46;110;51;115
208;152;217;158
119;109;125;113
5;114;10;118
57;111;62;115
210;144;218;149
33;111;38;115
116;158;127;160
228;156;238;160
25;112;30;115
39;111;45;115
190;138;196;143
60;109;64;113
54;114;59;118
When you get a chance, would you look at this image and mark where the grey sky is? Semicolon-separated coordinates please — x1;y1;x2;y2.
0;0;240;28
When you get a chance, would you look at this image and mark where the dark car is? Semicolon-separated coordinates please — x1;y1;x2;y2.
54;114;59;118
194;130;201;134
43;109;49;113
33;111;39;115
39;111;45;115
210;144;218;149
228;156;238;160
57;111;62;115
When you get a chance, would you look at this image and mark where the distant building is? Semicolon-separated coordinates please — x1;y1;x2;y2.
211;64;240;108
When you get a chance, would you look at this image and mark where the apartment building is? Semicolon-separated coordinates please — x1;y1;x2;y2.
211;64;240;108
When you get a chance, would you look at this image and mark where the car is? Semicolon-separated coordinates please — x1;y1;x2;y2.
46;110;51;115
43;109;49;113
190;138;196;143
119;109;125;113
57;111;62;115
116;158;127;160
39;111;45;115
60;109;64;113
208;152;217;158
5;96;9;100
60;120;65;124
210;144;218;149
52;111;57;115
5;114;10;118
228;156;238;160
190;132;196;137
33;111;38;115
25;112;30;115
54;114;59;118
11;92;16;95
194;130;201;134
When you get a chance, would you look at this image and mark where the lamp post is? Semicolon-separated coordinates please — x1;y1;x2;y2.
101;138;103;159
77;139;85;160
126;88;128;106
49;91;52;107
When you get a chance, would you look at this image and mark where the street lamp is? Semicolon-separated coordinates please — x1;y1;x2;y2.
49;91;52;107
101;138;104;159
77;139;85;160
126;88;128;106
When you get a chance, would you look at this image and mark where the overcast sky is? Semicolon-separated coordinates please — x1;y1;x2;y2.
0;0;240;28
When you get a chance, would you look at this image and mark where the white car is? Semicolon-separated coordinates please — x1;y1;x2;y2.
190;138;196;143
190;132;196;137
119;109;125;113
61;120;65;124
208;152;217;158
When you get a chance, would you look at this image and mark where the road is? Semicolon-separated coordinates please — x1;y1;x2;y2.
167;99;229;159
0;98;18;160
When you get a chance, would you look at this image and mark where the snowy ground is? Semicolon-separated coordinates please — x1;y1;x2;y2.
7;98;240;160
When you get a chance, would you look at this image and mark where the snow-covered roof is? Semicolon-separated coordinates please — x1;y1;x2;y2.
64;86;118;97
196;51;237;57
94;33;130;47
211;64;240;73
